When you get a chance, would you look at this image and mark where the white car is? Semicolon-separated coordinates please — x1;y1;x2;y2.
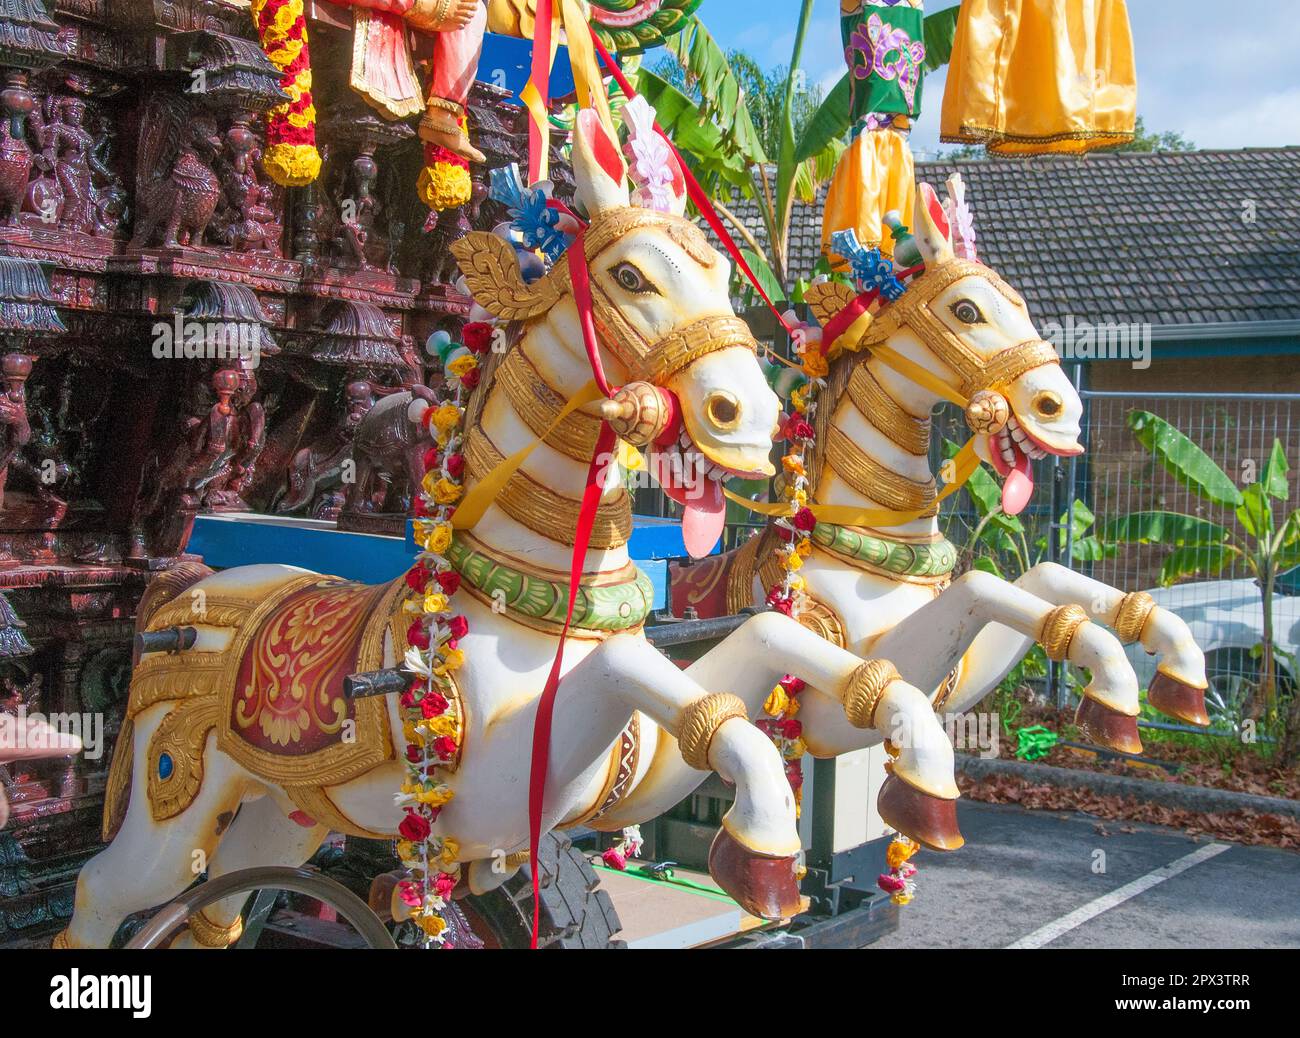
1121;578;1300;725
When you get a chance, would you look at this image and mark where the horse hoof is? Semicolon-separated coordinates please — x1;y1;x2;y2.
877;774;964;851
1075;695;1142;754
707;827;803;920
1148;671;1210;727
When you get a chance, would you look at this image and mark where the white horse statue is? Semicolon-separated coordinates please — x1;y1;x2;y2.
60;114;967;949
674;184;1210;790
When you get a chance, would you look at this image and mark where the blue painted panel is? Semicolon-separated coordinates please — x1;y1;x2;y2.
639;559;668;609
476;33;576;106
188;516;412;583
627;515;720;559
188;513;679;607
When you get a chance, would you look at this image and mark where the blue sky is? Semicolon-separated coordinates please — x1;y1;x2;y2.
692;0;1300;155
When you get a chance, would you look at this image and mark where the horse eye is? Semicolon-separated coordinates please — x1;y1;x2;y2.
610;262;655;294
951;299;985;324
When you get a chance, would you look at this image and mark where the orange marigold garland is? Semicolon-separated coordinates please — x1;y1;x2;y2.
250;0;321;187
417;130;472;213
753;309;825;817
758;675;808;815
878;834;920;904
394;323;490;946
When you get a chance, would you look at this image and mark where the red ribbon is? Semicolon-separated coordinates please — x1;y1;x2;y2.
527;228;616;947
567;236;612;397
527;421;616;947
820;288;880;353
525;34;815;948
527;0;554;183
589;30;796;337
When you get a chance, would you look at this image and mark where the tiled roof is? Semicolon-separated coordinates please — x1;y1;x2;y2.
718;148;1300;328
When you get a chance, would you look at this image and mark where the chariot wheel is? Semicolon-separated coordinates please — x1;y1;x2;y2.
458;832;624;949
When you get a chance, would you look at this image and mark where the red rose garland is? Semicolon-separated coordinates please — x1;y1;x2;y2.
394;323;492;946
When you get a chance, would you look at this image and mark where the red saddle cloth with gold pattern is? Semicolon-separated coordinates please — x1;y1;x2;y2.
220;577;403;784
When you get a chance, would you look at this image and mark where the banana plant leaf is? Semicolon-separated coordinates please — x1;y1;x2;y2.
1236;482;1275;540
663;17;768;167
794;74;851;164
1101;510;1231;547
1159;544;1239;587
1263;439;1290;500
635;69;755;192
1274;512;1300;572
738;247;786;304
1126;410;1243;507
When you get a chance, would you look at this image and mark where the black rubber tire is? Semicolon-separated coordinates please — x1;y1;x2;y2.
466;832;624;949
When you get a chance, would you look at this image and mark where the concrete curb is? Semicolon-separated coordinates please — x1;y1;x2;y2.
955;754;1300;821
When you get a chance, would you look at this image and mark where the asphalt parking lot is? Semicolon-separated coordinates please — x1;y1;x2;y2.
872;801;1300;949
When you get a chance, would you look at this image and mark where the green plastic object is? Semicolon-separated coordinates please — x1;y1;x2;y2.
1015;725;1058;761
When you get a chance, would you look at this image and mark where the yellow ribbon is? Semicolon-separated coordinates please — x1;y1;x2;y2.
520;0;614;185
867;342;969;408
451;379;603;530
723;437;981;529
561;0;613;132
723;330;990;529
519;0;560;183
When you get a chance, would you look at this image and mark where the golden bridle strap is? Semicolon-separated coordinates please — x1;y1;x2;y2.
860;258;1060;400
723;259;1060;530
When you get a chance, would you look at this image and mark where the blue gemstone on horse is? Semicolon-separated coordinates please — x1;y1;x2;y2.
158;753;173;780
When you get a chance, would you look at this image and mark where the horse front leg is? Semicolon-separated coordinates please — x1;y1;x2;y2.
548;628;801;919
1012;562;1208;725
594;613;964;863
867;570;1146;754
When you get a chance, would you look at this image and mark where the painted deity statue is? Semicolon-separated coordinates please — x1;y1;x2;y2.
60;112;969;949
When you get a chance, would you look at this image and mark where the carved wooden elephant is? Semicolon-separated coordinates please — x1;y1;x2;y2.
342;385;436;516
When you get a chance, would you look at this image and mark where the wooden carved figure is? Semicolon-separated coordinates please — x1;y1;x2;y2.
277;381;375;519
129;95;223;250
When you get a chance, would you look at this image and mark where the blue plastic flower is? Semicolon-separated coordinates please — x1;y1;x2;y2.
830;228;907;301
489;164;574;264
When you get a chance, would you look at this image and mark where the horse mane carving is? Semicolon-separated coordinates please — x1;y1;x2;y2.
451;232;565;321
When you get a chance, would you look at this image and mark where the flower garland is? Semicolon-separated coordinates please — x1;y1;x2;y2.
758;674;809;815
394;320;493;946
417;132;473;213
249;0;321;187
878;834;920;904
752;309;826;818
764;311;824;624
757;279;925;901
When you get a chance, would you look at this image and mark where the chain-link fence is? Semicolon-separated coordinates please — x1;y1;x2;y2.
934;387;1300;733
1063;390;1300;732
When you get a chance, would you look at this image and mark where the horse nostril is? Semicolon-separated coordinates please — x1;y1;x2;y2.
706;390;741;430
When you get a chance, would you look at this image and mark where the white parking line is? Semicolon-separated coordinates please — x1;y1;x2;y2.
1007;842;1233;949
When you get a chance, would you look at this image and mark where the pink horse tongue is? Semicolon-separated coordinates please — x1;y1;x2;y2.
1002;448;1034;516
681;479;725;558
650;449;726;559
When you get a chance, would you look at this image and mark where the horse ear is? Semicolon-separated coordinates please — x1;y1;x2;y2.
660;147;688;217
913;182;955;265
572;108;629;215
